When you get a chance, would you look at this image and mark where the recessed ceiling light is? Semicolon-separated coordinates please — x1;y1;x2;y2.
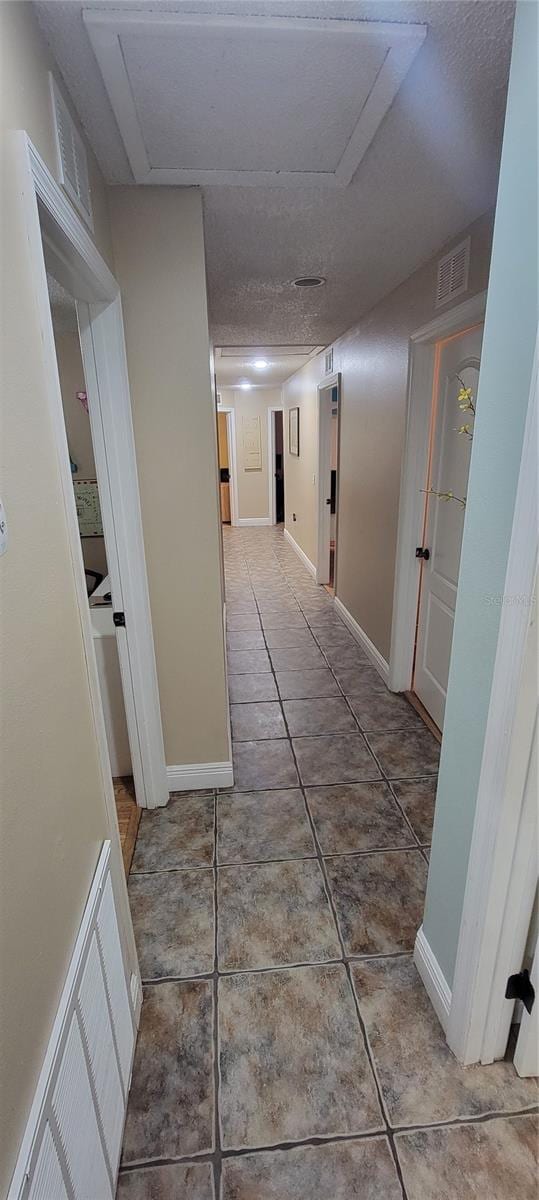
252;359;269;370
293;276;326;288
239;381;252;390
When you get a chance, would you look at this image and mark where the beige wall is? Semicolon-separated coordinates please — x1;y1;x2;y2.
108;187;230;767
54;330;108;577
220;387;282;521
282;359;325;564
284;210;494;661
0;4;114;1191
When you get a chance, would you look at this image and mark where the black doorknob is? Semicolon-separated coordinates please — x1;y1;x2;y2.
415;547;430;560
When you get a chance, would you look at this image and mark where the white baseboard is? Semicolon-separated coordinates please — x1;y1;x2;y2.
8;842;138;1200
284;527;317;578
167;761;233;790
414;925;452;1033
236;516;272;526
333;596;390;685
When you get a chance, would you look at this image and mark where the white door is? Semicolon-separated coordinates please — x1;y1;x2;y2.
414;324;483;729
78;300;169;809
514;939;539;1077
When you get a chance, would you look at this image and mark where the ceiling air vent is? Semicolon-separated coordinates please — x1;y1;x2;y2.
50;75;93;230
436;237;470;308
325;348;334;375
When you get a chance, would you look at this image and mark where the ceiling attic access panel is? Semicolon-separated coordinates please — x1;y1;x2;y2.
83;10;426;188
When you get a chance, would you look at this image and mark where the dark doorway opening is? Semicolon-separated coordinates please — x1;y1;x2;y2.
274;410;285;524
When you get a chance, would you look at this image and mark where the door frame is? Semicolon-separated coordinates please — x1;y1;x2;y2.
447;335;538;1064
18;132;168;810
267;405;284;525
219;406;239;526
389;292;487;693
316;372;341;586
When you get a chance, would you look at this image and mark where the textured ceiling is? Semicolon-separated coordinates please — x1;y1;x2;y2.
35;1;514;345
215;344;322;387
82;9;425;186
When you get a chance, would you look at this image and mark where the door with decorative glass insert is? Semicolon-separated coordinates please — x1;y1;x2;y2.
413;324;483;730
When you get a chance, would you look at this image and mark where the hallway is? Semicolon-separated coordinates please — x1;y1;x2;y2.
118;527;537;1199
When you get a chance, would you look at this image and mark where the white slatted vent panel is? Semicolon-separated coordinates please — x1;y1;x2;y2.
325;347;334;375
27;1125;68;1200
77;931;125;1178
8;844;138;1200
96;875;133;1089
52;1013;113;1198
50;75;93;229
436;237;470;307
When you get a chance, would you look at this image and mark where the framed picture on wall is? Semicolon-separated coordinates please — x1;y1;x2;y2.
289;407;300;456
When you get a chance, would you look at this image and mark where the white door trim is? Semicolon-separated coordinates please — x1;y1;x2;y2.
447;333;538;1064
20;133;168;810
514;932;539;1078
389;292;487;693
267;405;284;524
219;406;239;526
316;372;341;586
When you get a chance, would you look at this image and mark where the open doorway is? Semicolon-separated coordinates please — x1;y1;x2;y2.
217;406;237;525
269;407;285;524
25;134;168;838
411;321;483;732
390;293;487;730
217;409;231;523
316;375;341;590
47;274;141;869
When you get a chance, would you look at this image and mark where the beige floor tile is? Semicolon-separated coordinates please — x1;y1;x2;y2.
117;1162;214;1199
128;869;214;979
221;1136;401;1199
122;981;214;1163
307;782;414;853
131;793;214;872
217;858;341;971
217;789;315;863
352;957;538;1126
218;964;383;1149
232;739;299;790
395;1114;538;1200
326;850;427;955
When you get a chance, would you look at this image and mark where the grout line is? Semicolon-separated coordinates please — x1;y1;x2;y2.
121;1109;539;1175
139;952;414;988
249;564;406;1187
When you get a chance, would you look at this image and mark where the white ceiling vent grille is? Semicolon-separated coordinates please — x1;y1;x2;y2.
325;348;334;375
436;237;470;308
50;75;93;230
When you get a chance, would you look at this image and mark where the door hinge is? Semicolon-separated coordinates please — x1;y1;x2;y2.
113;611;126;627
505;969;535;1014
415;546;430;560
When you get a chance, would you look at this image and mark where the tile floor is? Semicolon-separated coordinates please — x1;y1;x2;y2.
118;527;537;1199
